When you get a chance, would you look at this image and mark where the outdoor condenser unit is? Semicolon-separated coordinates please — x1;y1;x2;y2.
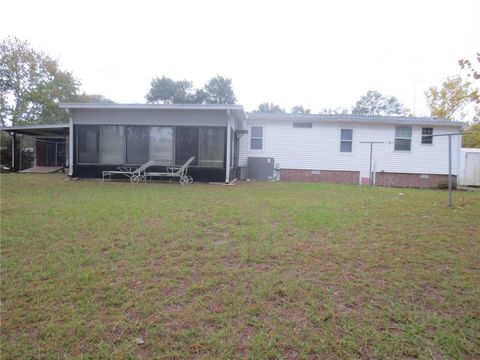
247;157;275;180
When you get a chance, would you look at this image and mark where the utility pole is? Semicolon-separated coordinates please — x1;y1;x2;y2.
360;141;384;186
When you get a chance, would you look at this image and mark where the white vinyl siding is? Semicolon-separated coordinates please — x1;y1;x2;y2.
239;121;462;176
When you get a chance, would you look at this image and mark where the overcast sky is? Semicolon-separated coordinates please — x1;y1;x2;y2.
1;0;478;115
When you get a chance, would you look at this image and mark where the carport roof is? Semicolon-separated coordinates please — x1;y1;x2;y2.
0;124;69;137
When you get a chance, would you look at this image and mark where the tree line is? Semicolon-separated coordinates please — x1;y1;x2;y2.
0;37;478;146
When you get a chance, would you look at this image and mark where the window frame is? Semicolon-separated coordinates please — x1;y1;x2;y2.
149;126;175;166
198;126;226;168
76;125;228;168
339;128;354;153
77;125;100;164
421;127;434;145
394;126;412;152
100;125;126;165
250;125;264;151
293;122;313;128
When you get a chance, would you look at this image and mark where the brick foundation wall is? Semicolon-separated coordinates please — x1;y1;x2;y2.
280;169;360;185
375;172;455;188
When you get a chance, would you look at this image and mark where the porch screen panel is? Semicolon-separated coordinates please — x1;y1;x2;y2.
127;126;149;164
78;126;99;163
199;127;225;168
150;127;174;165
101;126;125;164
175;127;199;166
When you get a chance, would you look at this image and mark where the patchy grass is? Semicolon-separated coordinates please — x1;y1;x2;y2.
1;174;479;359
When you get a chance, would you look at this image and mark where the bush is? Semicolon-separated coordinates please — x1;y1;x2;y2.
438;180;457;190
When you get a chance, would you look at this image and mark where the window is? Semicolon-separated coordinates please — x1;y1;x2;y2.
340;129;353;152
199;128;225;167
394;126;412;151
78;126;99;163
421;127;433;144
175;127;199;166
101;126;125;164
126;126;149;164
250;126;263;150
293;122;312;128
150;127;174;165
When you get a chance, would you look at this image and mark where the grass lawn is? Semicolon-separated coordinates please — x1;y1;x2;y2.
1;174;479;359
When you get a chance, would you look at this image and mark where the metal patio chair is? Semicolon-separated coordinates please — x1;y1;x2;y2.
145;156;195;185
102;160;157;183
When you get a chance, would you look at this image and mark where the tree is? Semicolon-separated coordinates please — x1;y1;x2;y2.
145;75;236;105
352;90;408;116
459;53;480;80
463;120;480;148
425;75;479;120
200;75;236;104
74;93;114;103
291;105;311;114
0;37;80;126
320;107;350;115
145;76;196;104
254;102;285;113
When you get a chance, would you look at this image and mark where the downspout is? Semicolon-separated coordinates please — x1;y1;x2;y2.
225;110;232;183
67;109;74;176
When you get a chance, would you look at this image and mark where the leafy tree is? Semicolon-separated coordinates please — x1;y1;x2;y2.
145;75;236;105
320;107;350;115
145;76;196;104
74;93;114;103
459;53;480;80
0;37;80;126
463;119;480;148
352;90;408;116
254;102;285;113
425;75;479;120
291;105;311;114
200;75;236;104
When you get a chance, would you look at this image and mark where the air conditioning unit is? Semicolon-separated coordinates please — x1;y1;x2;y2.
247;157;275;180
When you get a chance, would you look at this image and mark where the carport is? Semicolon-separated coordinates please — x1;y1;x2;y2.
0;124;70;173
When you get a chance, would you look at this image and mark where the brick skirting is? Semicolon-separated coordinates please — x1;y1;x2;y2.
280;169;360;185
375;172;455;188
278;169;454;188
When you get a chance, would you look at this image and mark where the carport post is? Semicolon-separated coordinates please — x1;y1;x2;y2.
448;135;452;207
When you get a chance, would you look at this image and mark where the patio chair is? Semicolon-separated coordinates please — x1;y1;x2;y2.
102;160;157;183
145;156;195;185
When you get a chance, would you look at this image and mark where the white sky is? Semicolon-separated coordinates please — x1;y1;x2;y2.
1;0;479;115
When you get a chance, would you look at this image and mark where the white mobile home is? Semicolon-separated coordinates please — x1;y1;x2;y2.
2;104;466;188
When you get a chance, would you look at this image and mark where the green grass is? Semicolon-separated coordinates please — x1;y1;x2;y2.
1;174;479;359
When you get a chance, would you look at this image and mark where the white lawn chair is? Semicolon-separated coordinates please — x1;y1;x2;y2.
102;161;157;183
145;156;195;185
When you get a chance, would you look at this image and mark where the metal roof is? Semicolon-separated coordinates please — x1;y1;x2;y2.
247;112;466;128
59;103;247;123
59;103;244;111
0;124;69;137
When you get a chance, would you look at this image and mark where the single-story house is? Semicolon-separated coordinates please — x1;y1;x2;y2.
1;103;466;188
